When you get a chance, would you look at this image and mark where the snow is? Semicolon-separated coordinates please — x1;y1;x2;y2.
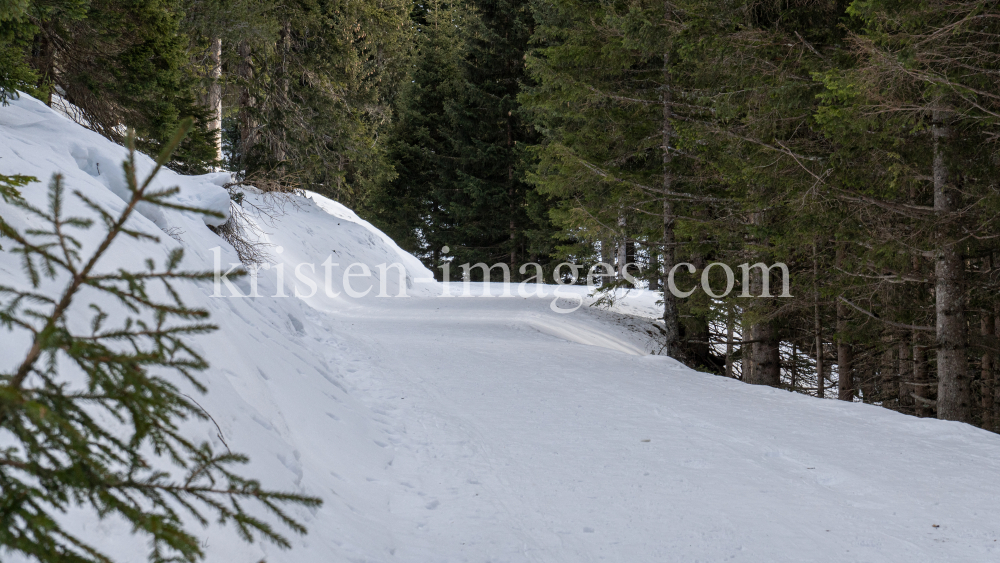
3;93;1000;562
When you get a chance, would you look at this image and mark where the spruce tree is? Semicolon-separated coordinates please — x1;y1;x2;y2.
444;0;543;275
362;0;467;265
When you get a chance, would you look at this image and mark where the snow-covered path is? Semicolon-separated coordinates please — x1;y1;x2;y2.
309;296;1000;563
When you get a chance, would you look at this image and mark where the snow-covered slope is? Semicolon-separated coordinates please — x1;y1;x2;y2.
2;94;1000;563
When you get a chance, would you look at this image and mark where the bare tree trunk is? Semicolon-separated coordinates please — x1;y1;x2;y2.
914;333;932;417
790;342;798;390
994;312;1000;432
749;323;780;386
237;41;255;167
898;334;914;413
626;241;637;285
982;311;995;430
617;213;627;279
858;364;875;403
660;47;679;357
725;304;735;379
881;344;898;408
814;243;824;398
30;29;55;106
746;261;780;386
836;313;853;401
208;36;223;163
649;248;660;291
932;111;971;422
508;111;516;274
274;21;291;166
814;339;825;397
835;246;853;401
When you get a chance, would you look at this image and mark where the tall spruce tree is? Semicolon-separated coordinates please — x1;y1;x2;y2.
444;0;542;275
362;0;467;264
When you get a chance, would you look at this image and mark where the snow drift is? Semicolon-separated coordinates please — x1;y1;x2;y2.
2;94;1000;563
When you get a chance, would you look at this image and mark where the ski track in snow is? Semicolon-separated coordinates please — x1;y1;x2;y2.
2;94;1000;563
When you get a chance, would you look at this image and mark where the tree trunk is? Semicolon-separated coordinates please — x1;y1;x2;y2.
748;323;780;386
660;47;679;357
858;364;875;403
688;251;710;367
617;213;627;279
790;342;798;390
31;29;56;106
237;41;255;166
994;312;1000;432
835;246;853;401
746;260;780;386
208;36;223;163
898;334;914;414
836;313;853;401
649;248;660;291
982;311;995;430
275;22;291;166
932;111;971;422
814;243;824;398
725;304;735;379
508;110;516;275
913;333;932;417
626;241;637;285
881;344;898;408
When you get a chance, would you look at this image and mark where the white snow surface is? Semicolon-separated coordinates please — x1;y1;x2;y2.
2;94;1000;563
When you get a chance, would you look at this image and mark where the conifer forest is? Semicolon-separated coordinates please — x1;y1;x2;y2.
4;1;1000;562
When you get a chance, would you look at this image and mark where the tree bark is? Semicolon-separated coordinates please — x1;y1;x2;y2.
913;332;932;417
30;28;55;106
208;36;223;163
748;323;780;386
898;333;914;413
835;246;853;401
660;47;679;357
982;311;995;430
814;242;824;398
881;344;898;408
746;260;780;386
725;304;735;379
994;312;1000;432
649;248;660;291
617;213;627;279
790;342;798;390
237;41;255;166
836;310;853;401
932;111;972;422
